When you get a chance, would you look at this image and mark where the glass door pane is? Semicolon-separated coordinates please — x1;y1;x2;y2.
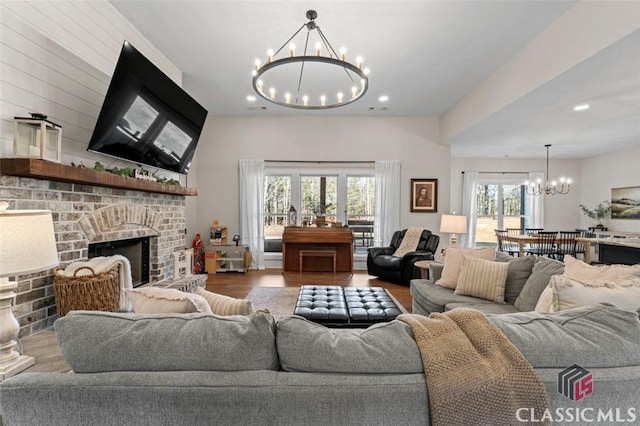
476;184;498;245
263;175;291;252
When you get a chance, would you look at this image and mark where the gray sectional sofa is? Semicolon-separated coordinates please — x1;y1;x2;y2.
411;253;565;315
1;305;640;425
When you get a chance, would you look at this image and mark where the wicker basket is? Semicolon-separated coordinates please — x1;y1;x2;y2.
53;265;120;317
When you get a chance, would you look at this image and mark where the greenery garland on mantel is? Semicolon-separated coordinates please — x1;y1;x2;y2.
71;161;180;186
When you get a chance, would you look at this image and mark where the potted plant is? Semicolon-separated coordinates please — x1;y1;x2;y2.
305;199;333;226
579;200;611;229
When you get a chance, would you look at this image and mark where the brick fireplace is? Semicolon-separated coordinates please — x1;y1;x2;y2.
0;165;192;338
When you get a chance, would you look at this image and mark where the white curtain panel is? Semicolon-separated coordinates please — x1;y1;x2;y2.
527;172;545;228
461;171;479;248
238;159;265;269
374;160;401;246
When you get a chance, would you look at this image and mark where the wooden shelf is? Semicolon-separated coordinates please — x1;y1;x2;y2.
0;158;197;196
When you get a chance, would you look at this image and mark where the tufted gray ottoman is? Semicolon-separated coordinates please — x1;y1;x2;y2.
294;285;405;327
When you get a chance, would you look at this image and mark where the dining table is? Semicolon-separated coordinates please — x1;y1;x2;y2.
504;233;576;257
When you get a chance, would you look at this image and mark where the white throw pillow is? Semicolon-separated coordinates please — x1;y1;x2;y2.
549;274;640;312
195;287;255;316
435;247;496;289
563;255;640;281
534;285;554;314
454;256;508;303
126;287;212;314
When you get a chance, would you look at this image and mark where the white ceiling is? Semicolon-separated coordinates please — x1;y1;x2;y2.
110;0;640;159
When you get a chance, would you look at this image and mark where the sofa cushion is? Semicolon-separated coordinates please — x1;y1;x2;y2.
489;303;640;368
195;287;255;316
126;287;212;314
445;302;520;314
55;310;279;373
410;279;496;314
276;315;423;373
563;255;640;281
501;256;535;304
514;256;564;312
435;247;496;289
551;274;640;312
454;256;508;303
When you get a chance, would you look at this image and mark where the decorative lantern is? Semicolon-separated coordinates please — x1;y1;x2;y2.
288;205;297;227
13;113;62;162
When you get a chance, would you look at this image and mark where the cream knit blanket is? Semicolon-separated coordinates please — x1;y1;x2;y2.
398;310;549;426
392;227;423;257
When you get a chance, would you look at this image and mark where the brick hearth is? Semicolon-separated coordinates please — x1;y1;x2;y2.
0;175;188;338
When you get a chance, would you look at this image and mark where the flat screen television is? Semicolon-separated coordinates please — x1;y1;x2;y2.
87;41;207;175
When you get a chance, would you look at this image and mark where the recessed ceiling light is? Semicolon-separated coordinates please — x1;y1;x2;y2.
246;95;256;102
378;95;389;102
573;104;589;111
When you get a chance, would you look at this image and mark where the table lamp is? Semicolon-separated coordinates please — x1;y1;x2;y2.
439;213;468;247
0;201;59;380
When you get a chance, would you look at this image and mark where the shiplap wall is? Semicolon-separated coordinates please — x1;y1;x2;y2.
0;0;182;179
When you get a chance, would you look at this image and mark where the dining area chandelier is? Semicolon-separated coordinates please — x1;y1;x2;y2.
525;144;572;196
251;10;369;110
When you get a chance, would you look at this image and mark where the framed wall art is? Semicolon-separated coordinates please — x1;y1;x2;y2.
611;186;640;219
411;178;438;213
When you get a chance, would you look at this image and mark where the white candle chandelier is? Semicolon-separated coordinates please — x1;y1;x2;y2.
525;144;572;196
251;10;369;110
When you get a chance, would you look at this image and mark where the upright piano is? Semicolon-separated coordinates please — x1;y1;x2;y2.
282;227;354;272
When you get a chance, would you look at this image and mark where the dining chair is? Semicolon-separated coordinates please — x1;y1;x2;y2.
555;231;579;261
524;228;544;235
495;229;518;256
506;228;525;254
524;231;557;258
575;229;595;261
506;228;523;237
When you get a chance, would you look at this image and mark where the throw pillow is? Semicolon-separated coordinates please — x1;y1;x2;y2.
563;255;640;281
534;285;554;314
513;256;564;312
195;287;255;316
435;247;496;289
498;255;535;304
454;256;508;303
126;287;212;314
549;274;640;312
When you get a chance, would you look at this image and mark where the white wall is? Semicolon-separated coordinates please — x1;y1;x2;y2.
189;116;449;239
0;1;181;175
579;146;640;232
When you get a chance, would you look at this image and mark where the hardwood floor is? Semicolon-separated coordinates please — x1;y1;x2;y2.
19;270;413;375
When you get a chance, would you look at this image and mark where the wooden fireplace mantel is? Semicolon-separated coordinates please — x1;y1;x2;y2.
0;158;197;196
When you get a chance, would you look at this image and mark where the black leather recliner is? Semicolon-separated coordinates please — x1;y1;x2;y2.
367;229;440;285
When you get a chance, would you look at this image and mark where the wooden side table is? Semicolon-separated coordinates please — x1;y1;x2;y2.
414;260;441;280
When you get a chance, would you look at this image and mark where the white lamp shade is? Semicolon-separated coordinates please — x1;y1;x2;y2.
440;214;467;234
0;208;59;277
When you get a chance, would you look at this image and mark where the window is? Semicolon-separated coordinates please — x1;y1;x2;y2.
300;176;337;224
475;183;526;246
263;164;375;253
